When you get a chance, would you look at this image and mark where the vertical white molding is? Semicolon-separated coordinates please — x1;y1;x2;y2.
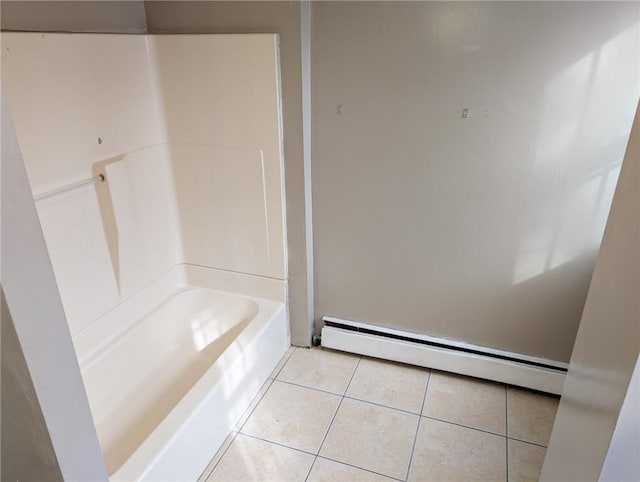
301;0;315;340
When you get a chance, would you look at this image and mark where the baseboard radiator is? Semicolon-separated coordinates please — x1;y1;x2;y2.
321;316;567;395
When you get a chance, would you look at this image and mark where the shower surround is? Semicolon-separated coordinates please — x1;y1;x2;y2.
3;33;288;480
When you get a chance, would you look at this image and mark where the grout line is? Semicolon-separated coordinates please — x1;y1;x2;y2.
202;348;297;479
505;385;509;481
199;460;216;480
203;371;281;478
316;455;405;482
305;455;320;482
200;430;239;481
211;350;545;481
269;345;297;380
276;378;349;397
236;378;275;433
274;378;426;418
419;414;507;439
405;369;432;481
343;394;423;416
278;367;513;437
238;432;318;457
507;437;548;449
305;355;362;482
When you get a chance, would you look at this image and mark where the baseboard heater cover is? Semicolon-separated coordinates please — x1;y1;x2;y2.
321;316;567;395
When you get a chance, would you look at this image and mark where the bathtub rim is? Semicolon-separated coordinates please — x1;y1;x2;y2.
73;263;286;366
111;299;287;481
68;263;288;480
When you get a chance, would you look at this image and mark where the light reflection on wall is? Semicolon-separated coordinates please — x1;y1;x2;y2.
512;22;639;285
191;313;223;352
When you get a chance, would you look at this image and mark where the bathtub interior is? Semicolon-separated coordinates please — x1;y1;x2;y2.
2;32;288;477
78;265;285;475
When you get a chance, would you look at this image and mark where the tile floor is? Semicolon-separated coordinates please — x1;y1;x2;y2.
199;347;559;482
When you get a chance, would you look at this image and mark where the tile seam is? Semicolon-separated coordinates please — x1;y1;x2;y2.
505;385;509;482
236;378;275;433
275;378;347;397
308;355;362;481
405;369;432;481
202;431;239;481
238;432;318;457
508;437;549;449
203;371;280;479
269;345;297;380
420;414;508;438
316;455;405;482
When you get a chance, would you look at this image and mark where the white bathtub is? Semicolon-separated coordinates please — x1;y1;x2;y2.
73;264;289;481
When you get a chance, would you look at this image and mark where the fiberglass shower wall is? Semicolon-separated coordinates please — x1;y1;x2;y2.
2;33;287;339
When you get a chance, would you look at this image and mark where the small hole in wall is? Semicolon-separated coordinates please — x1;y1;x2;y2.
98;137;103;144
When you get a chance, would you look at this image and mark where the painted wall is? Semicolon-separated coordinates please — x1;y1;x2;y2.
1;0;147;33
1;290;63;482
541;103;639;481
1;95;108;480
599;356;640;481
144;1;312;346
312;1;640;362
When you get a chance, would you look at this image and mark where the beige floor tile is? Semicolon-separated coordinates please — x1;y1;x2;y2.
346;357;429;413
268;346;296;379
408;417;507;482
320;398;419;480
233;378;274;432
199;431;237;481
208;433;314;481
241;380;341;453
507;388;559;446
508;439;546;482
277;347;360;394
423;371;506;434
308;457;396;482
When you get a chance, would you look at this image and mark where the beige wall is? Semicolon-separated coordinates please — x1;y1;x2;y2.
145;1;311;346
600;356;640;481
1;1;147;33
5;0;637;361
312;1;639;361
541;103;639;480
1;290;63;482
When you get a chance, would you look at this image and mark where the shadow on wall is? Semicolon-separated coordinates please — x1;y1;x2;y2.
90;143;184;302
511;21;639;286
92;155;124;295
147;35;286;281
1;288;64;481
494;251;599;359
